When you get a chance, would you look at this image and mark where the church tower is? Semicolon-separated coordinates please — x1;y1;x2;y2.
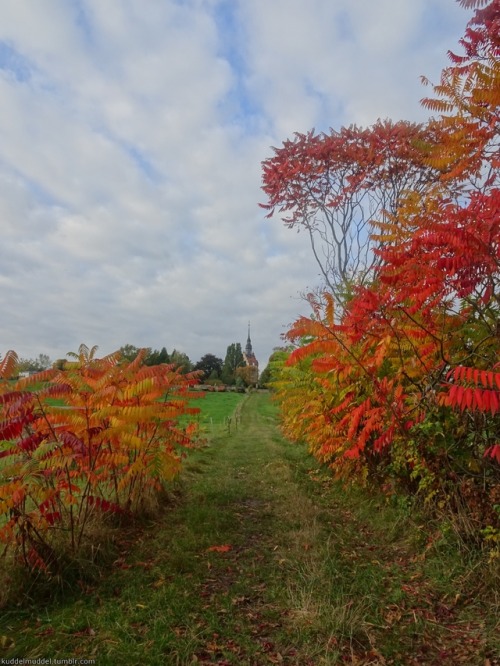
243;322;258;369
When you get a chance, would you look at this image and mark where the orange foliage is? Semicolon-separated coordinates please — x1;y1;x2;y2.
265;2;499;526
0;345;200;570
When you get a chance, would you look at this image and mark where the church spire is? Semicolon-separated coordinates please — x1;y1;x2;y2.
246;321;253;355
243;321;258;371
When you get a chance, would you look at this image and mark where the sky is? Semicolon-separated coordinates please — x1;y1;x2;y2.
0;0;470;368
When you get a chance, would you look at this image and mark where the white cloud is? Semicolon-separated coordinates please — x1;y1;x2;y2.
0;0;470;367
237;0;466;132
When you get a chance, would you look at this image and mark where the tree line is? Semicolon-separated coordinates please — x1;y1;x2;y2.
12;342;258;386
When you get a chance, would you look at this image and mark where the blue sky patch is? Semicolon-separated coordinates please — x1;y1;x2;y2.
213;2;264;133
0;41;33;83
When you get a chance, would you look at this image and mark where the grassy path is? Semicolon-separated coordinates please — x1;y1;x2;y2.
1;393;498;664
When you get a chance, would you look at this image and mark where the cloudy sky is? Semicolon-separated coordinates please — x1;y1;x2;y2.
0;0;469;368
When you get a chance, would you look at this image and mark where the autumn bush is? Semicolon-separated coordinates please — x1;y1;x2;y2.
0;345;200;573
262;0;500;549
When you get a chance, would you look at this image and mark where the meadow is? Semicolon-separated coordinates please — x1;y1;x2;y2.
186;390;248;435
0;392;498;664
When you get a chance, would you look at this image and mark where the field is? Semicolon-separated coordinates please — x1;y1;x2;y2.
1;392;498;664
186;390;247;434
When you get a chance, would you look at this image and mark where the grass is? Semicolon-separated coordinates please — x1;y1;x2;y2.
185;390;247;436
0;393;498;664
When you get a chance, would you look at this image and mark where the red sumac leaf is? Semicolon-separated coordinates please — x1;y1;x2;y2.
58;431;86;455
344;445;361;459
0;418;24;440
0;391;30;406
18;433;43;453
465;388;475;409
490;390;499;416
44;512;61;526
86;495;124;514
11;488;25;505
481;370;489;388
485;445;500;464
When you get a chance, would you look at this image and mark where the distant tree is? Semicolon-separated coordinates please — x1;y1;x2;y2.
38;353;51;370
194;354;223;381
236;365;259;387
259;363;272;387
119;344;141;362
18;353;52;373
221;343;245;385
170;349;193;373
158;347;169;364
145;347;170;366
259;348;290;388
52;358;67;371
145;349;159;366
206;374;224;387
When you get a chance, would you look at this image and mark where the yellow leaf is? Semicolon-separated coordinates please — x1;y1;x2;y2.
0;635;15;649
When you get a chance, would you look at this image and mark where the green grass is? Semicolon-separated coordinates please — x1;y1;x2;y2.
0;393;498;664
185;390;247;435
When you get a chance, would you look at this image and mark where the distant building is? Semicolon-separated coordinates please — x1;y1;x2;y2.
243;322;259;369
239;323;259;386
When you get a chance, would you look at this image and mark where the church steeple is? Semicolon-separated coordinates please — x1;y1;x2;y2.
245;321;253;356
243;321;258;370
